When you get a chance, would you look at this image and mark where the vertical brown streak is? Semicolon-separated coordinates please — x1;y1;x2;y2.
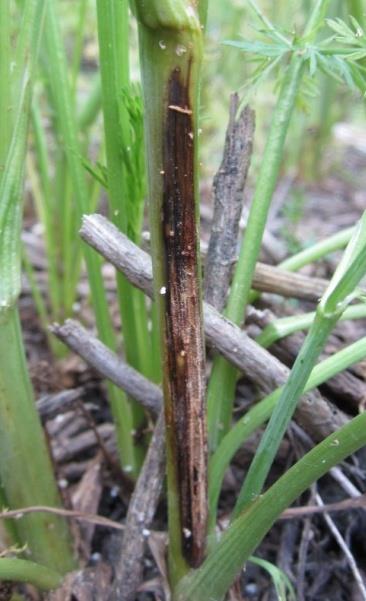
162;63;207;567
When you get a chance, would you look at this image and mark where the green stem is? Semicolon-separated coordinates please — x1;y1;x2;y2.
347;0;365;26
0;558;62;591
257;302;366;348
0;308;75;572
43;0;138;475
0;0;11;174
236;211;366;513
70;0;88;99
279;226;354;271
27;111;62;322
207;55;305;451
136;0;207;581
177;412;366;601
207;0;332;451
78;74;102;131
208;334;366;530
234;311;338;514
96;0;153;466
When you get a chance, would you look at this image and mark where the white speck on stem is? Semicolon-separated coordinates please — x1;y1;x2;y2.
159;40;166;50
160;286;167;295
183;528;192;538
142;528;150;537
58;478;68;489
176;44;187;56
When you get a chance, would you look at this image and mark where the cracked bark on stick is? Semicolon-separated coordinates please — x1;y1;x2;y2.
134;1;207;579
80;214;348;441
204;96;255;311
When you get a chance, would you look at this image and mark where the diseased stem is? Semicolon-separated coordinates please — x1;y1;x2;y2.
135;0;207;578
80;213;347;443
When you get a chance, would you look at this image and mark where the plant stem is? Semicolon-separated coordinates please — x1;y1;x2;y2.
0;0;11;172
207;55;305;450
208;334;366;529
234;311;339;513
43;0;138;475
257;303;366;348
0;558;62;591
135;0;207;579
0;0;75;571
347;0;365;26
96;0;153;464
207;0;332;451
78;74;102;131
177;412;366;601
279;226;354;271
0;308;75;572
235;211;366;513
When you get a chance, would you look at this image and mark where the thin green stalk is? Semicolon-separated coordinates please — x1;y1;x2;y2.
235;211;366;513
27;121;61;321
207;55;304;450
0;2;76;565
347;0;365;26
0;558;62;591
0;0;11;173
22;245;57;353
279;225;354;271
96;0;153;463
0;308;75;572
43;0;138;475
135;0;207;581
70;0;88;98
177;412;366;601
207;0;331;451
209;334;366;530
78;74;102;131
257;302;366;348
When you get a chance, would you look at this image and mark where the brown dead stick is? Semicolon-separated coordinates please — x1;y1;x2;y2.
252;262;328;302
281;493;366;519
205;98;255;311
37;388;85;421
1;492;363;531
79;214;347;441
111;413;166;601
250;307;366;414
51;321;162;417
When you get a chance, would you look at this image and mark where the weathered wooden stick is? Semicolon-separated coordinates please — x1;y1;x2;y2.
205;97;255;311
111;413;166;601
80;214;347;440
51;321;162;417
37;388;85;422
252;262;327;302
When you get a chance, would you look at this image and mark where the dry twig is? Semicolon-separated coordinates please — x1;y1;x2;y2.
111;413;166;601
205;97;255;310
79;214;348;441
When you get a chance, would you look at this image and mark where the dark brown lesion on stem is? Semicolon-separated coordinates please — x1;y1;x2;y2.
161;62;207;568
